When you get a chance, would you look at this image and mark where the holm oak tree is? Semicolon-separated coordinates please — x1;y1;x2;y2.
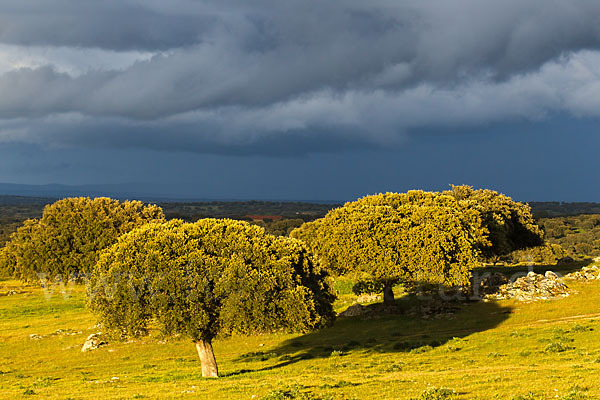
0;197;165;282
292;193;482;303
87;219;335;378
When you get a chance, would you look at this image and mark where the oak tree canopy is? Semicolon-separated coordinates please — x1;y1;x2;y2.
0;197;165;281
291;187;543;303
87;218;335;378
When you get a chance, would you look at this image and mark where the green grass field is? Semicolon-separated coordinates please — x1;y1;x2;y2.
1;266;600;400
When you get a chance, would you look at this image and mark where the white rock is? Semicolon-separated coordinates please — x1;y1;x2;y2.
81;333;107;352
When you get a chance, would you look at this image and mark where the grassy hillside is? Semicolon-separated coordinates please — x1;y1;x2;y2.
1;267;600;400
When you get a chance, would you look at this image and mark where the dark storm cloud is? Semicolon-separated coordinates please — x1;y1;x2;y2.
1;0;600;154
0;113;382;156
0;0;214;51
2;1;600;79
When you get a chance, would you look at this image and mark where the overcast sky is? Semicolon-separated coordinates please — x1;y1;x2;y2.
1;0;600;201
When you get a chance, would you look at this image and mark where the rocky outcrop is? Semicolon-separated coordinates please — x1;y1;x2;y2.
338;304;368;317
565;265;600;281
485;271;570;302
81;333;107;352
338;302;404;318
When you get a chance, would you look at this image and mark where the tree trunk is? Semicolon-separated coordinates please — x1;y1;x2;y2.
383;283;395;305
195;340;219;378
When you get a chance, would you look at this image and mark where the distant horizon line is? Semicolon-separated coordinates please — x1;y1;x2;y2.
0;182;598;205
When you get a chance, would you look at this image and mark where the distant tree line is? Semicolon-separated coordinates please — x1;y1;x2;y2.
159;200;337;223
537;214;600;258
529;202;600;218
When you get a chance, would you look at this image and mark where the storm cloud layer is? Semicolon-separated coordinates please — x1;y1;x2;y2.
1;0;600;154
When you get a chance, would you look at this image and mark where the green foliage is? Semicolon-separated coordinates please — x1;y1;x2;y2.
291;187;544;298
159;200;336;222
544;342;574;353
559;386;589;400
0;197;165;282
352;279;386;296
512;393;543;400
446;185;543;259
414;387;457;400
252;218;306;237
0;219;40;279
291;190;482;292
87;219;335;342
262;385;329;400
539;214;600;258
507;243;568;264
0;245;16;278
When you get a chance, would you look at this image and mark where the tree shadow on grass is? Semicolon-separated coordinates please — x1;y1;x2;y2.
225;262;595;376
226;289;514;376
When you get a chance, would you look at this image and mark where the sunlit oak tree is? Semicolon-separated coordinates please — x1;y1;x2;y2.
87;219;335;378
292;193;483;303
291;187;543;303
0;197;165;281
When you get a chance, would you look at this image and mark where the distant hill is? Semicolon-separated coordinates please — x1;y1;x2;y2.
0;183;341;204
0;183;173;202
0;194;55;206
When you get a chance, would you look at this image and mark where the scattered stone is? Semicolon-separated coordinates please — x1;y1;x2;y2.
53;329;81;336
565;266;600;281
338;304;367;317
545;271;559;280
28;329;81;340
81;333;107;352
486;271;570;302
0;288;28;296
356;294;380;303
338;302;404;318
